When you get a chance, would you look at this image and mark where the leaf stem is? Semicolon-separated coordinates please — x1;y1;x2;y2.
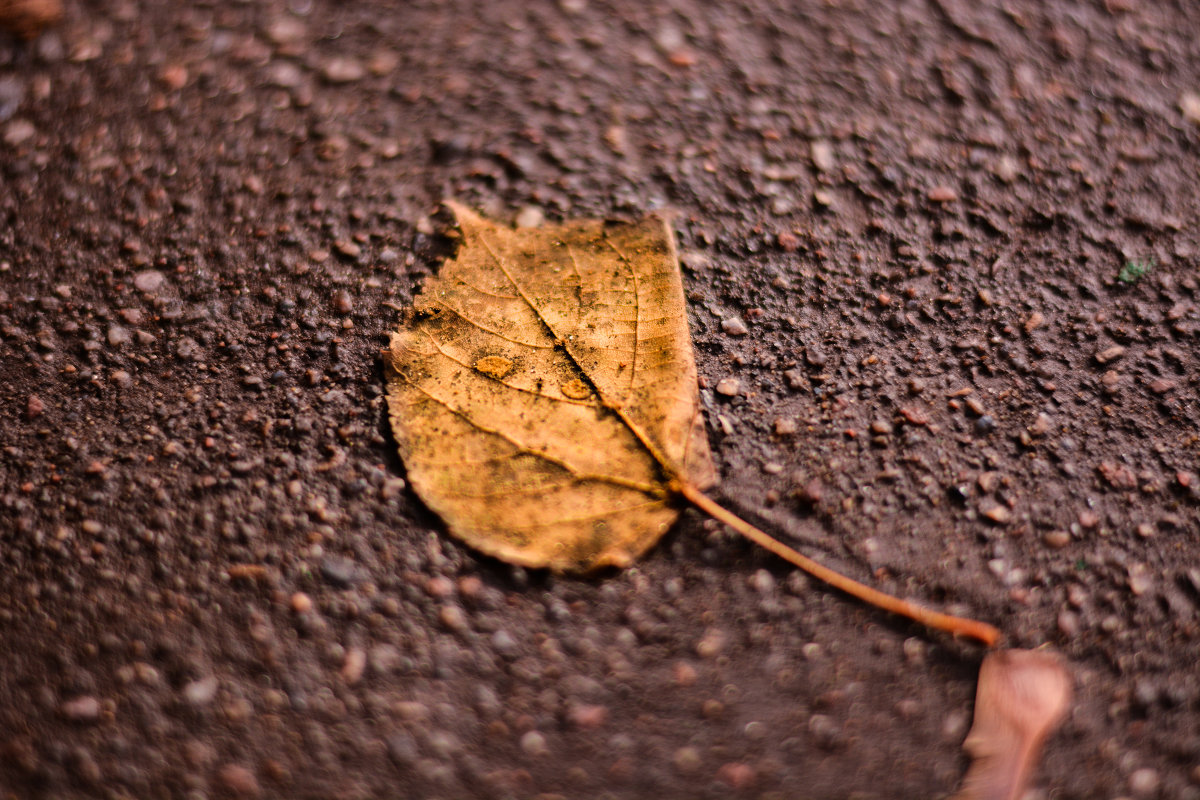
677;482;1001;647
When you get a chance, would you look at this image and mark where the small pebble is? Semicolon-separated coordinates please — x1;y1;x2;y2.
4;118;35;146
567;704;608;729
332;290;353;314
1043;530;1070;549
491;629;518;658
107;325;130;347
928;185;958;202
1096;345;1126;364
519;730;548;757
334;240;361;259
218;763;261;798
973;415;997;435
811;139;835;172
696;628;727;658
715;377;740;397
1057;610;1080;638
60;696;101;721
1128;767;1161;799
1127;564;1152;596
321;57;365;84
716;762;756;789
514;206;544;228
290;592;313;613
26;394;44;419
673;746;702;773
721;316;749;336
773;417;797;436
1181;91;1200;124
980;504;1011;524
133;270;165;292
184;677;219;706
1024;311;1045;332
341;648;366;684
439;604;467;632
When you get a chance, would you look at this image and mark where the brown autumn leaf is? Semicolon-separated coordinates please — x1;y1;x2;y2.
953;649;1072;800
385;202;998;645
385;201;715;571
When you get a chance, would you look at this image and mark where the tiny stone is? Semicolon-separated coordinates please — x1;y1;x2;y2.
716;762;756;790
425;575;454;597
715;377;740;397
439;604;467;632
290;593;313;613
721;316;749;336
1078;510;1100;529
332;290;353;314
3;116;37;146
334;240;361;259
773;417;797;436
928;185;958;202
218;764;261;798
973;415;996;435
1181;92;1200;124
1028;413;1052;437
811;140;835;172
567;704;608;729
1043;530;1070;549
183;677;219;706
107;325;131;347
1023;311;1045;332
696;628;727;658
1135;523;1155;539
749;569;776;593
133;270;165;292
26;394;44;419
321;57;365;84
319;556;359;587
980;504;1011;524
491;629;518;658
60;696;101;721
380;477;406;500
519;730;548;757
673;661;698;686
1127;564;1153;596
673;746;702;773
341;648;366;684
1096;345;1126;364
514;205;544;228
1128;767;1161;799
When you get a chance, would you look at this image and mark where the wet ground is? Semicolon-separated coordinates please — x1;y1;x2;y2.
2;1;1199;798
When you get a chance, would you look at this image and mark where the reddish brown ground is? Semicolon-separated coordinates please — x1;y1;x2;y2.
2;1;1199;798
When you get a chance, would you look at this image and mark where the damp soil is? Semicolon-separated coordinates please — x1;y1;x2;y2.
2;1;1199;798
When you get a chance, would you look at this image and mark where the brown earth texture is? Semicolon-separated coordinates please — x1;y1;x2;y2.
2;1;1200;798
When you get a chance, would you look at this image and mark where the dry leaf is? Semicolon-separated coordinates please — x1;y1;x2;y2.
385;203;998;644
385;201;715;571
954;649;1072;800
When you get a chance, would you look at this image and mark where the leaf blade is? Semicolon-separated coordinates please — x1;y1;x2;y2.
386;203;712;571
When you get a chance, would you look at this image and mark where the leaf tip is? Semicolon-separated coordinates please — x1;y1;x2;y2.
441;200;487;240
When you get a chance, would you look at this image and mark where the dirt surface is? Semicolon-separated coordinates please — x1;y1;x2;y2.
2;1;1199;798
